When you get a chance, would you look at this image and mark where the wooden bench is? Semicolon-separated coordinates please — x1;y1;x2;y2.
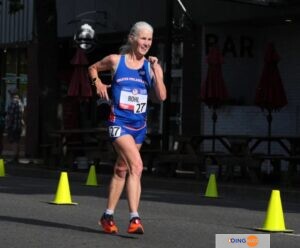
252;154;300;186
63;137;116;169
151;136;203;178
209;152;261;183
41;129;116;169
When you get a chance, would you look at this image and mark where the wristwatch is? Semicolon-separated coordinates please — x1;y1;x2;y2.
92;77;98;85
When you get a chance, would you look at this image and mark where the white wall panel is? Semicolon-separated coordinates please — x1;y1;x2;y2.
201;23;300;154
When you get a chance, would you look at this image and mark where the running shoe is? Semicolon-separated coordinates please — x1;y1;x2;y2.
99;214;118;234
127;217;144;234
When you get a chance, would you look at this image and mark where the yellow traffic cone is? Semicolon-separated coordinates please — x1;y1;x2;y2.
256;189;293;232
0;159;5;177
49;172;77;205
85;165;98;186
204;173;219;198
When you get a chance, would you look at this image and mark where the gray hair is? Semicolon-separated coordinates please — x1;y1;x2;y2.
119;21;153;54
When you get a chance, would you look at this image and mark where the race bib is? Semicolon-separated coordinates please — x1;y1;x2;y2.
108;126;121;138
119;88;148;114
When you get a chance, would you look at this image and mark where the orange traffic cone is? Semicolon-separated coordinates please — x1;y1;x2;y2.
204;173;219;198
49;172;77;205
256;189;293;232
85;165;98;186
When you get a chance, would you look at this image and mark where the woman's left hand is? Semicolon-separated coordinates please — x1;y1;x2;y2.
148;56;159;66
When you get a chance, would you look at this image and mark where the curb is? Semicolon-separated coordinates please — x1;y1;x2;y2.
4;163;300;204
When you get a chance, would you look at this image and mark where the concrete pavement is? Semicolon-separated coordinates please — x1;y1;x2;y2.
1;163;300;248
4;161;300;204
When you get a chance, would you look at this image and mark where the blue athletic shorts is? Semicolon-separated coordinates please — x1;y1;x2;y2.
107;120;147;144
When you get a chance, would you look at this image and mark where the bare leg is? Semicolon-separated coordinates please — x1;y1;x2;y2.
125;143;142;213
112;135;143;213
106;156;128;211
100;155;128;234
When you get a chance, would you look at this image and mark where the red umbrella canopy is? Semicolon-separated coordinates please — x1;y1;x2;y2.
200;47;228;108
255;42;288;111
68;48;92;98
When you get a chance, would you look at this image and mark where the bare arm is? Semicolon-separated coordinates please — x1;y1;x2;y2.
148;56;167;101
88;54;119;100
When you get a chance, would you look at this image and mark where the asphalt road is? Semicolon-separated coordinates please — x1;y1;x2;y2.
0;174;300;248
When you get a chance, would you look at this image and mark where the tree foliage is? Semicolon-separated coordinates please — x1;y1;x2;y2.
9;0;24;14
0;0;25;14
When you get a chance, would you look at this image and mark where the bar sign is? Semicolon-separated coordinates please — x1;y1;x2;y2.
216;234;270;248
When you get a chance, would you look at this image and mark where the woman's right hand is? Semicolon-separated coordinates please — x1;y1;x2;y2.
95;80;111;101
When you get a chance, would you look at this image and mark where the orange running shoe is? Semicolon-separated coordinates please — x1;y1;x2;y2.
127;217;144;234
99;214;118;234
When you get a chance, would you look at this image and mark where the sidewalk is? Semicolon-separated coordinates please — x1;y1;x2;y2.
2;133;300;204
1;134;26;158
3;159;300;204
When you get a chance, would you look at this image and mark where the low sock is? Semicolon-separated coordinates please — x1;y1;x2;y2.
105;209;114;216
130;212;139;220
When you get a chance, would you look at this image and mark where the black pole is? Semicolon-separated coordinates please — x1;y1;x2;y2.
267;109;272;155
162;0;173;151
212;107;217;152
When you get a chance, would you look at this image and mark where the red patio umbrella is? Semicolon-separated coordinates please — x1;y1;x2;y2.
255;42;288;154
68;48;92;98
200;47;228;152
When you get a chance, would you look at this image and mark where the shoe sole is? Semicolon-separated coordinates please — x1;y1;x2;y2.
98;220;118;234
128;227;144;234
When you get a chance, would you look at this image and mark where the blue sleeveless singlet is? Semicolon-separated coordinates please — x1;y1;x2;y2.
109;55;153;127
106;55;153;143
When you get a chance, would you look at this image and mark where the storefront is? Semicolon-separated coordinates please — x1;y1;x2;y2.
2;0;298;161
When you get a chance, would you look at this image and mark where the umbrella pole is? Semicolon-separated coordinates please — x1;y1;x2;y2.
212;107;217;152
267;109;272;155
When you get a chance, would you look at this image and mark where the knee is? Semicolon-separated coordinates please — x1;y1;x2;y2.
130;160;143;178
114;162;128;179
